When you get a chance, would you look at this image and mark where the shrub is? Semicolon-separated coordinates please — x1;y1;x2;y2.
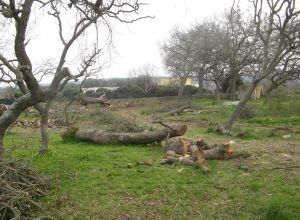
61;126;79;141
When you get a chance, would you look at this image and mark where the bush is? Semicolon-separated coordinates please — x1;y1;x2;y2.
61;126;79;141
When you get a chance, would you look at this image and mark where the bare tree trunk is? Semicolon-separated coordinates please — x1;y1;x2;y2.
178;78;187;97
35;103;51;155
226;82;258;130
0;94;41;156
214;82;220;101
64;99;75;124
197;73;204;95
0;134;4;157
230;73;237;101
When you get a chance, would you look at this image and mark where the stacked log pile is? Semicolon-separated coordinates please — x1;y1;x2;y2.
161;137;250;172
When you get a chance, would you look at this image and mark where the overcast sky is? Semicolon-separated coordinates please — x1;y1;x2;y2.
20;0;237;83
101;0;235;78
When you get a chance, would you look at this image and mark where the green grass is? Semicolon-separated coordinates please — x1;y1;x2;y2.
4;96;300;219
5;130;300;219
247;116;300;125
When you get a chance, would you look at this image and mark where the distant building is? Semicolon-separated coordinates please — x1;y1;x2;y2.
158;78;198;87
237;83;266;100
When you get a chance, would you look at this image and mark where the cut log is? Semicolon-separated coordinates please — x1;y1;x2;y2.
224;152;251;160
168;104;190;116
189;138;211;150
189;110;220;115
164;136;189;155
160;150;209;172
216;126;246;137
75;124;187;145
78;94;110;106
203;143;234;160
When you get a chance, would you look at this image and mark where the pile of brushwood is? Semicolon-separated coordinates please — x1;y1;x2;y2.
0;158;51;219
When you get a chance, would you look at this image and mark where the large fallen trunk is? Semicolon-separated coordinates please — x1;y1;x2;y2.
168;104;191;116
216;126;246;137
75;124;187;145
78;94;110;106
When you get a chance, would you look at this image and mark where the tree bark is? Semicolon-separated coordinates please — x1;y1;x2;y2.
164;136;189;155
0;94;41;156
178;77;187;97
230;73;238;101
78;94;110;106
226;82;258;130
0;134;4;157
168;104;190;116
35;103;50;155
214;82;220;101
197;73;204;95
75;124;187;145
64;98;75;124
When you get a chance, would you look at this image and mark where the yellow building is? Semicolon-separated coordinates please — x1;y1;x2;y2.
158;78;192;86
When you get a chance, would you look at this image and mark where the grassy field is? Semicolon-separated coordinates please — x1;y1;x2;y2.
5;96;300;219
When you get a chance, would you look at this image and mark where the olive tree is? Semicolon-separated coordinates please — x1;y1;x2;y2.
161;27;194;97
226;0;300;129
0;0;150;156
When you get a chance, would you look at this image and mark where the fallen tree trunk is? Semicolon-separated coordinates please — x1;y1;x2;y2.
78;94;110;106
75;124;187;145
189;110;220;115
168;104;190;116
216;126;246;137
202;143;234;160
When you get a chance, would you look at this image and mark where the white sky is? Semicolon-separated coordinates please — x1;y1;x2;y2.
7;0;237;84
102;0;235;78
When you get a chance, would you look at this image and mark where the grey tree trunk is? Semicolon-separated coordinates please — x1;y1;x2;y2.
0;94;41;157
214;82;220;101
0;134;4;157
64;99;75;124
36;105;49;155
230;73;237;101
178;78;187;97
226;82;258;130
198;73;204;95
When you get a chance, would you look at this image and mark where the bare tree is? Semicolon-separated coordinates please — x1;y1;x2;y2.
226;0;300;130
189;20;229;97
224;4;258;100
0;0;151;156
161;27;194;97
189;21;217;95
128;63;155;93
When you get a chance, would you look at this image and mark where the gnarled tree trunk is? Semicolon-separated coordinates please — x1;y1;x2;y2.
0;94;41;157
226;82;258;130
75;124;187;145
35;103;51;155
230;73;238;101
178;77;187;97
